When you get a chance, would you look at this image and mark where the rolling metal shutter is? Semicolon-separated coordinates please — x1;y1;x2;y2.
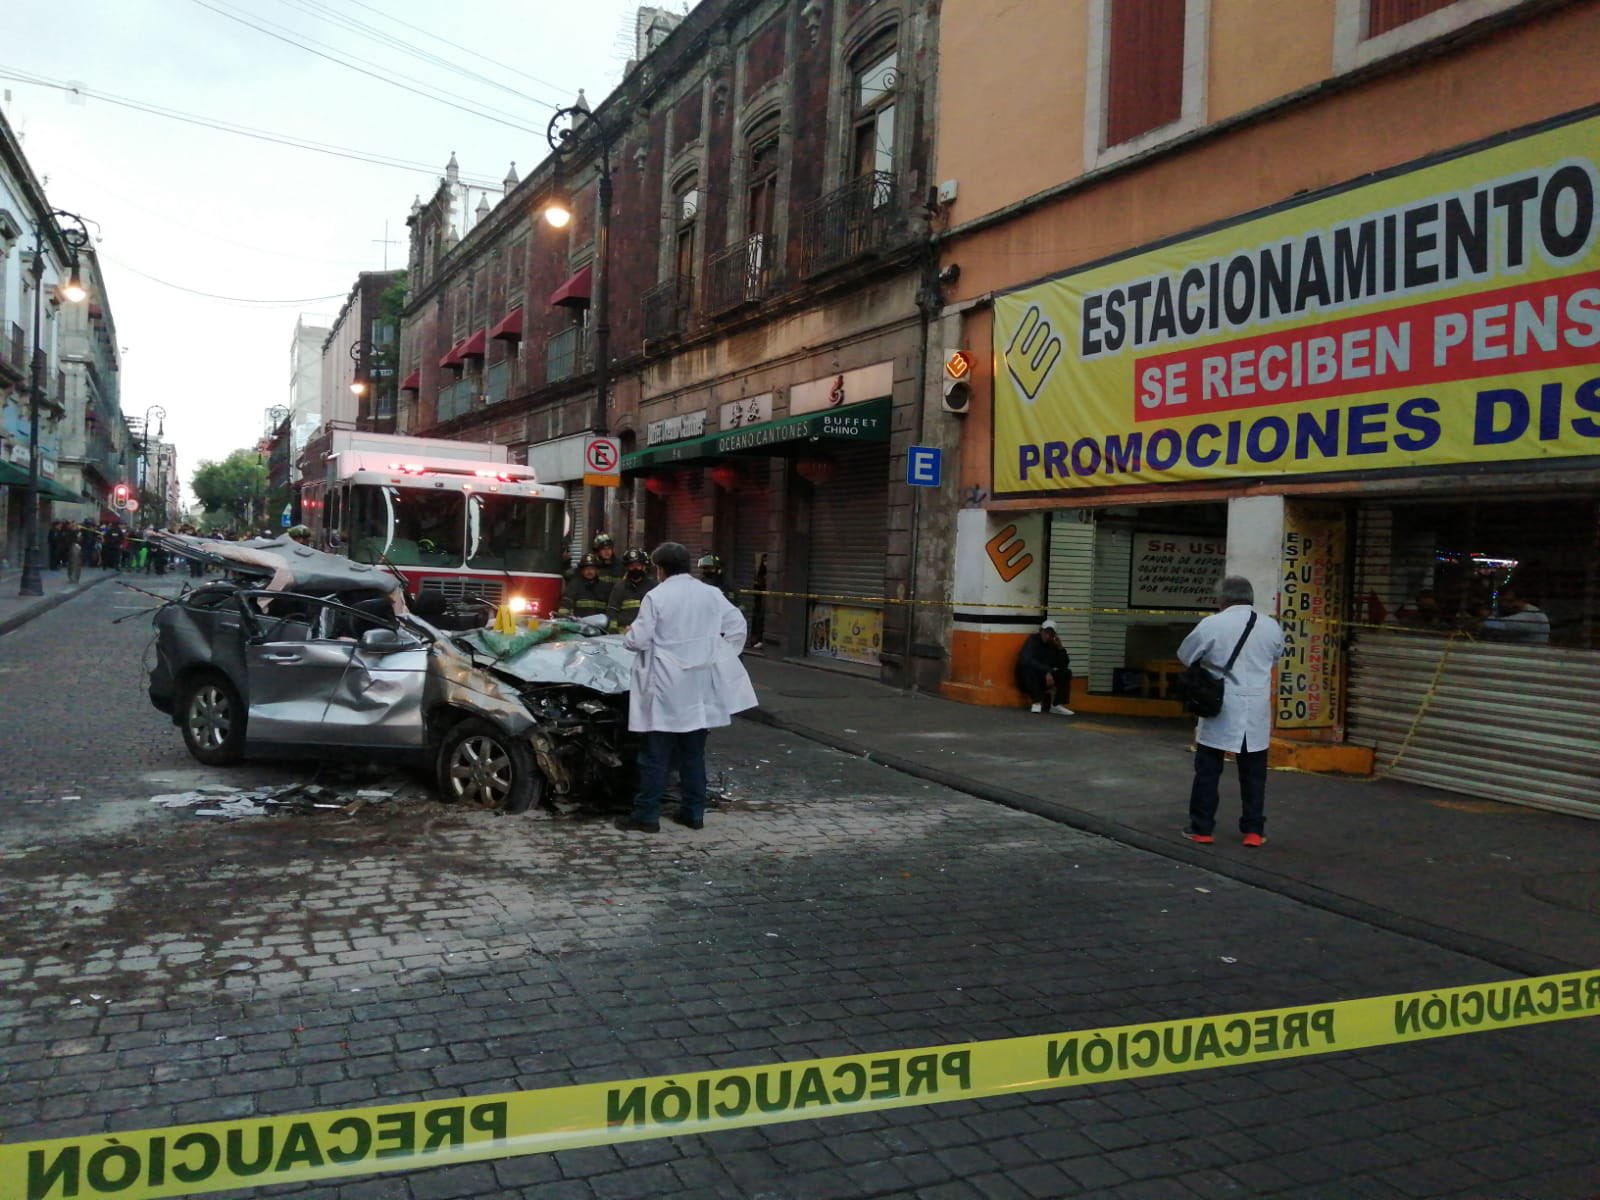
807;445;888;603
664;469;708;558
1348;633;1600;818
564;483;587;563
730;458;772;593
1046;513;1095;680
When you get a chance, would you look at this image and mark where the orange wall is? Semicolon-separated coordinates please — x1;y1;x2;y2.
1209;0;1337;121
936;0;1090;219
947;2;1600;304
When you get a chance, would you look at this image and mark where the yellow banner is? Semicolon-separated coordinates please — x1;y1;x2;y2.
993;110;1600;493
6;971;1599;1198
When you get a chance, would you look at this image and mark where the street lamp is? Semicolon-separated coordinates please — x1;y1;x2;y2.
18;209;92;596
544;94;612;540
543;109;609;418
348;338;372;428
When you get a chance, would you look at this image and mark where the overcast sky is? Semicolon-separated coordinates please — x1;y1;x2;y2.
6;0;660;506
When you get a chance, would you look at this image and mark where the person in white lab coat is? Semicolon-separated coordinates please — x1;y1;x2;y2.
1177;576;1286;847
615;541;758;833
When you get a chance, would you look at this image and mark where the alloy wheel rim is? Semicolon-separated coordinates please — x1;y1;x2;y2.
449;736;512;808
188;685;230;749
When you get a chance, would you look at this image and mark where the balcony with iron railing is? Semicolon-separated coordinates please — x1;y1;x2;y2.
3;322;25;381
435;378;479;423
485;359;512;406
800;171;901;278
642;274;695;341
706;236;776;315
546;326;587;384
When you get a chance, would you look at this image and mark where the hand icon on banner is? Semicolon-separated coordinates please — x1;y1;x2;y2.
1004;304;1063;401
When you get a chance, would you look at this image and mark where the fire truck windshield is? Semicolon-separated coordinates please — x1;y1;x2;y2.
467;492;564;574
348;485;466;567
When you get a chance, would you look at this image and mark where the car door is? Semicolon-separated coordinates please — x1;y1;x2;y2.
242;597;357;746
318;626;431;750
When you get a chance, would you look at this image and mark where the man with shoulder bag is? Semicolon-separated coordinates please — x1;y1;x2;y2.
1176;576;1286;847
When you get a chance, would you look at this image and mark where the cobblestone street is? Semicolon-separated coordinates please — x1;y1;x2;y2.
2;584;1598;1198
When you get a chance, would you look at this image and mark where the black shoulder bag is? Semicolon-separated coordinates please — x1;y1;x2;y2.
1173;611;1257;719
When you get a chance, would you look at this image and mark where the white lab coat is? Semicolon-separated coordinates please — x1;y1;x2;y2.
1177;604;1286;753
623;573;757;732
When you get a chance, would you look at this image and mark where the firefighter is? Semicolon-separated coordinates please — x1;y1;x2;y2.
608;547;657;631
591;532;624;591
561;553;612;622
698;553;734;601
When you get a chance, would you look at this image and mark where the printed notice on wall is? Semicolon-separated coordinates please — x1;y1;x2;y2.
808;603;883;666
1277;504;1348;731
1130;533;1226;608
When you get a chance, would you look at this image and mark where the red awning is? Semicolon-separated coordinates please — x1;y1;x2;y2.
439;340;466;369
490;306;524;342
548;264;593;308
460;328;487;359
400;370;420;392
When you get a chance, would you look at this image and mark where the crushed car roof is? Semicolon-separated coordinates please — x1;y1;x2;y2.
154;533;407;599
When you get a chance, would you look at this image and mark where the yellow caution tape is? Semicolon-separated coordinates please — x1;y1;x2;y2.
6;970;1597;1199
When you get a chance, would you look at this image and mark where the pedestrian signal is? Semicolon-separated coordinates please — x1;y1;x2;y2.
113;484;131;509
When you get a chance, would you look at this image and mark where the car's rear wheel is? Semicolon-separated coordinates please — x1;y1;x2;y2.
179;673;246;765
436;718;538;813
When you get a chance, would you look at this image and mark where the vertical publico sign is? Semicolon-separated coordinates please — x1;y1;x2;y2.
1278;504;1348;731
992;109;1600;495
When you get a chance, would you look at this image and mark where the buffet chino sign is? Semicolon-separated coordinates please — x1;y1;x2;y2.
993;109;1600;495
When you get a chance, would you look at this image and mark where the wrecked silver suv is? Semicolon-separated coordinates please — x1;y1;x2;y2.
147;535;637;813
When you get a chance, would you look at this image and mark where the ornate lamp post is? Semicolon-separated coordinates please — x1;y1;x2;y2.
544;95;613;539
140;405;166;526
18;210;91;596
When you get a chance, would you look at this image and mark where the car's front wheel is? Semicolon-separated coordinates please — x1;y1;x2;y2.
179;673;246;766
436;718;539;813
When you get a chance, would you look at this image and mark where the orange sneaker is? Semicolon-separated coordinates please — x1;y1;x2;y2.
1242;833;1266;848
1184;831;1214;844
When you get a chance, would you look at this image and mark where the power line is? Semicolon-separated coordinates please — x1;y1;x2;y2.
0;67;507;188
342;0;578;101
275;0;566;112
188;0;547;135
99;252;348;305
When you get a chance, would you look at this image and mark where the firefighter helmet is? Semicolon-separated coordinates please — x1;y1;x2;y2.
698;554;722;571
579;553;600;569
592;532;614;550
622;547;650;566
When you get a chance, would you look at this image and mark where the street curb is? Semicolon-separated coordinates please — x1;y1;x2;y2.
0;571;119;640
742;705;1577;979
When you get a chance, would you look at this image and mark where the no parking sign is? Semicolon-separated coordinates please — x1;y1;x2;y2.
583;436;620;487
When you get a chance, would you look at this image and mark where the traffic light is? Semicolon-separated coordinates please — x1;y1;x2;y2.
942;349;973;415
113;483;131;509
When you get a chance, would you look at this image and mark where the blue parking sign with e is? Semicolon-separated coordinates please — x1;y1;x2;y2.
907;445;941;488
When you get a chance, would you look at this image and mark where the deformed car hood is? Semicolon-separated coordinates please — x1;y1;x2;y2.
456;627;635;694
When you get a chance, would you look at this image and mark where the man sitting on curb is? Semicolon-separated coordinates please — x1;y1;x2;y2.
1015;618;1074;716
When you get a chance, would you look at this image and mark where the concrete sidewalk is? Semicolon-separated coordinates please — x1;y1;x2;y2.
0;567;119;638
742;655;1600;977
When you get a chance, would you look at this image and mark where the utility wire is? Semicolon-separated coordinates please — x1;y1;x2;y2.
0;67;507;188
99;252;347;305
342;0;578;101
188;0;547;134
275;0;566;112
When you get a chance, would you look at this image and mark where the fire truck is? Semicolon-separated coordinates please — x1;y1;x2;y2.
299;430;567;617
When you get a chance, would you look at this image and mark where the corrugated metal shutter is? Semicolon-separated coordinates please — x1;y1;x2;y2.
730;459;772;593
1089;517;1135;693
1348;633;1600;818
1047;513;1095;678
1105;0;1185;147
564;484;587;564
808;445;888;601
664;470;708;558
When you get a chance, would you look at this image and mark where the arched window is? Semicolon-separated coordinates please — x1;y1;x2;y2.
850;29;898;181
673;173;700;280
